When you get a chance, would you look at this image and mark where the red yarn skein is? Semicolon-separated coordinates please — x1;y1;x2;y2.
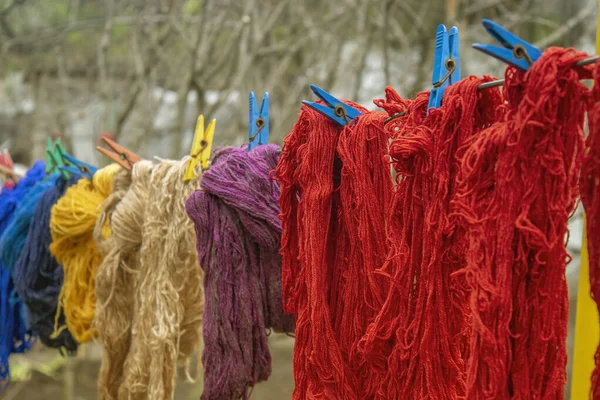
454;48;593;399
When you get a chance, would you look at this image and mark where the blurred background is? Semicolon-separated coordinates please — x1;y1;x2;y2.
0;0;597;399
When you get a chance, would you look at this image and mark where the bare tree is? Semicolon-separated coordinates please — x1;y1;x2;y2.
0;0;596;163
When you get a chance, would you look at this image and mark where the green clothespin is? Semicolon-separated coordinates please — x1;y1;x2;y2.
45;138;55;174
45;138;69;179
54;139;68;164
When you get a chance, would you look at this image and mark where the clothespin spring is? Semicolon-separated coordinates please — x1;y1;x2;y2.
512;44;534;67
249;118;266;143
75;165;93;177
433;58;458;89
118;153;135;169
191;140;209;166
191;139;210;171
186;143;208;174
334;106;350;126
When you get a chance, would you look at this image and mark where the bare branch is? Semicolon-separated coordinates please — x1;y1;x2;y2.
534;0;595;48
115;83;142;140
0;0;27;38
352;1;375;100
465;0;507;16
97;0;115;98
382;0;393;84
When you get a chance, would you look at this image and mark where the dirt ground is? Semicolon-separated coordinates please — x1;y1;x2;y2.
2;334;295;400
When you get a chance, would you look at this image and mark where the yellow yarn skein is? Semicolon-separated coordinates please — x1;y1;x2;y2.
50;163;120;343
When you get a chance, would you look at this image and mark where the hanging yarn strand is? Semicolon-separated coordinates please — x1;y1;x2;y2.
1;174;65;355
50;163;120;343
186;144;295;400
0;161;45;391
333;109;393;397
453;48;593;399
121;157;203;400
359;76;503;399
12;175;80;352
275;99;409;399
0;176;58;276
580;60;600;398
275;104;358;399
93;162;153;400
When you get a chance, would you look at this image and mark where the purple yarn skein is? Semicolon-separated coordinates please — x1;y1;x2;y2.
185;144;294;400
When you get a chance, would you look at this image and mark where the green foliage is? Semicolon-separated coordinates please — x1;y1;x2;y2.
46;1;69;25
107;25;134;60
66;31;85;46
183;0;202;15
78;0;105;20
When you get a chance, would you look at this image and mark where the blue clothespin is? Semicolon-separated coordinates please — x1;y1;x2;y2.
428;25;460;110
302;84;363;126
248;91;269;151
59;151;97;180
472;19;542;72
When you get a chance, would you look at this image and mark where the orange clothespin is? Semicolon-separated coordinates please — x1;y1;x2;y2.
184;115;216;182
96;136;141;171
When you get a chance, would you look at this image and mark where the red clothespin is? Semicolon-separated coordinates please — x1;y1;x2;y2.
0;149;16;188
0;149;14;169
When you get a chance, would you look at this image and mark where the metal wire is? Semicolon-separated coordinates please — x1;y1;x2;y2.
384;110;408;125
478;55;600;90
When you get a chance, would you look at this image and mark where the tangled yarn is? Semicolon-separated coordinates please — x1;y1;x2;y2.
93;161;153;400
13;175;80;352
453;48;592;399
50;164;120;343
0;160;45;391
332;109;394;398
360;77;504;399
275;100;405;399
582;60;600;399
275;103;355;398
121;157;203;400
186;144;295;400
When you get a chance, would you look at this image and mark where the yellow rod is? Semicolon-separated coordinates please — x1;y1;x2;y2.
570;3;600;398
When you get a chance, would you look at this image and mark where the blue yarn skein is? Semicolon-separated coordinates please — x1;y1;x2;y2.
13;175;79;352
0;174;60;274
0;161;45;391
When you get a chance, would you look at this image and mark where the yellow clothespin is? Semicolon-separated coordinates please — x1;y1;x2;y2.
184;114;216;182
